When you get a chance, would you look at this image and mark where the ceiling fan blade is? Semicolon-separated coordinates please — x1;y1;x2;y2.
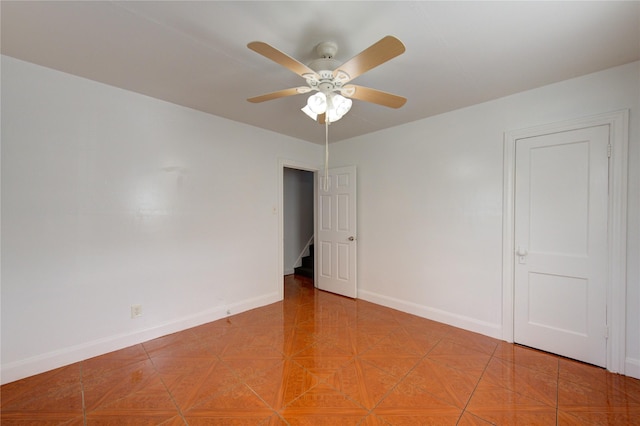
342;85;406;108
247;87;311;103
248;41;319;79
333;36;405;83
318;113;326;124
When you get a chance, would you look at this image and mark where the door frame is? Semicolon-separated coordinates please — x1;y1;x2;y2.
501;110;629;373
278;159;319;300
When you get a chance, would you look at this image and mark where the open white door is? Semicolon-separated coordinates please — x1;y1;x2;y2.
316;166;357;298
514;125;609;367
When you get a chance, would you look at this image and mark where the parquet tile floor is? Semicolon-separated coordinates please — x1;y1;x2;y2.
2;275;639;425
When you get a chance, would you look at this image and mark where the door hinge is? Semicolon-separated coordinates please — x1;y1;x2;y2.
607;143;612;158
604;326;609;339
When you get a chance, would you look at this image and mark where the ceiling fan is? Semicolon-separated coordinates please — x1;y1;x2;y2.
247;36;407;124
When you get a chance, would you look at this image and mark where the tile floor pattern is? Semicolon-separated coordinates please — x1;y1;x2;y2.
2;275;640;425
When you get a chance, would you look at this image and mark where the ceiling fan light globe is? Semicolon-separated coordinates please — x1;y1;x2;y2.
332;95;352;117
307;92;327;114
326;110;341;123
301;105;318;120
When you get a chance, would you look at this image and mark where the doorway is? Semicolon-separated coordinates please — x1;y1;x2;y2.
278;159;319;300
513;125;609;366
283;167;314;278
502;110;629;373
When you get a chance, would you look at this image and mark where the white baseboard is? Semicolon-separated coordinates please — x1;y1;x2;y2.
1;292;280;385
625;357;640;379
358;289;502;340
284;269;294;275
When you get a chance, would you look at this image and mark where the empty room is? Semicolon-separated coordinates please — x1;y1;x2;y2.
1;1;639;424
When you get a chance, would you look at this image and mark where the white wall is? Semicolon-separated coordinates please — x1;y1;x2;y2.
0;56;322;383
330;61;640;378
283;168;314;274
3;54;638;384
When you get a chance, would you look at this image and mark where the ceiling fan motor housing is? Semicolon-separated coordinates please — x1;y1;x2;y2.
308;40;340;77
316;41;337;58
306;70;344;94
308;58;340;72
308;42;347;94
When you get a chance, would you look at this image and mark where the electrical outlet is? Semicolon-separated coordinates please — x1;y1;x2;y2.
131;304;142;318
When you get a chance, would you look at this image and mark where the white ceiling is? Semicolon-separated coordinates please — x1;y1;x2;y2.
2;1;639;144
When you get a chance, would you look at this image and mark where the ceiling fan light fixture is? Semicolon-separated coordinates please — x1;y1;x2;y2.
332;94;352;118
301;104;318;120
302;92;352;123
306;92;327;114
248;36;406;189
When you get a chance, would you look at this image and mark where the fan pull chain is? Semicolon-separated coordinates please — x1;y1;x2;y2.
324;118;329;192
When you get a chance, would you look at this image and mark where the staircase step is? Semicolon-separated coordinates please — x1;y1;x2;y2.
294;265;314;279
295;244;314;279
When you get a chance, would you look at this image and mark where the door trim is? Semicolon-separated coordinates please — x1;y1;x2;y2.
502;110;629;373
278;159;319;300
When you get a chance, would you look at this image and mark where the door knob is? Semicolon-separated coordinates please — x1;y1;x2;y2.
348;236;355;241
516;246;528;264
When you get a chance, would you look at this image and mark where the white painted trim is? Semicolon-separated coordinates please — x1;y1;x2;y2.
502;132;516;343
626;357;640;380
359;290;502;339
502;110;629;374
0;292;280;385
278;159;320;295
